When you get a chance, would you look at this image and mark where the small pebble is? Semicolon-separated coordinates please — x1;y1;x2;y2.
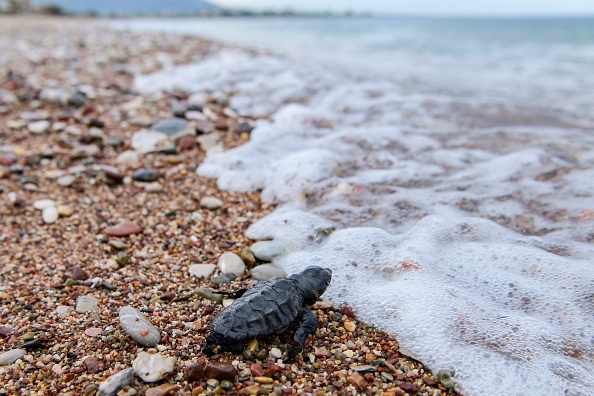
205;362;236;381
42;206;59;223
103;221;141;236
75;295;99;313
0;349;26;365
250;239;295;262
189;263;216;278
217;252;245;275
97;368;134;396
185;358;206;382
115;150;139;165
131;130;169;154
57;174;76;186
133;349;175;382
58;205;74;217
251;264;287;280
28;120;50;134
145;384;181;396
119;306;161;347
133;168;161;182
200;196;223;210
33;198;56;210
270;348;282;359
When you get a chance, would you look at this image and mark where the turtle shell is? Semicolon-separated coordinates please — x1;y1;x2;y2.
209;278;303;342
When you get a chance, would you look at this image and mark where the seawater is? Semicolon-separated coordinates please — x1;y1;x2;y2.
122;17;594;395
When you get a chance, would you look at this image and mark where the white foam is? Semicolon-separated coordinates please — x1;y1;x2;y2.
135;45;594;396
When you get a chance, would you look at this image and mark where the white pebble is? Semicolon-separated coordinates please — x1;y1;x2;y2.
132;350;174;383
200;196;223;210
270;348;282;359
27;120;50;134
189;264;216;279
33;199;57;210
0;349;26;366
217;252;246;275
42;206;59;224
250;239;295;262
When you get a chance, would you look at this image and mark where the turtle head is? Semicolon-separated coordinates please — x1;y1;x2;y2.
292;266;332;305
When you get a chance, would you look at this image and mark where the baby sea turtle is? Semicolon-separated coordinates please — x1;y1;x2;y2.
202;266;332;361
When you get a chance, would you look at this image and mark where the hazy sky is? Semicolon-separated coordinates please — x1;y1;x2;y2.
212;0;594;15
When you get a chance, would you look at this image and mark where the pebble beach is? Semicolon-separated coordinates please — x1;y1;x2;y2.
0;16;460;396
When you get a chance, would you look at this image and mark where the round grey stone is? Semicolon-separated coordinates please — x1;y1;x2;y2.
151;118;188;136
119;306;161;347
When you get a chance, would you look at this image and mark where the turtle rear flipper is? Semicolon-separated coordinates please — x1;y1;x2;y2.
284;308;318;362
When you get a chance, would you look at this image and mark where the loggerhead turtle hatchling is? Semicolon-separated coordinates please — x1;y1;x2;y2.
202;266;332;361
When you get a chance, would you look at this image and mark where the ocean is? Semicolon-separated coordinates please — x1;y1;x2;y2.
118;17;594;395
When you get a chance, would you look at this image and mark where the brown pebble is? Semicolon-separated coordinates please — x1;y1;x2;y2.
100;164;124;181
103;221;141;236
177;135;197;151
186;358;206;382
397;382;419;393
244;385;260;395
83;356;104;374
332;380;344;389
255;376;273;384
205;361;236;381
58;205;74;217
145;384;181;396
191;386;204;396
67;266;88;281
0;326;14;338
347;371;367;389
250;363;264;377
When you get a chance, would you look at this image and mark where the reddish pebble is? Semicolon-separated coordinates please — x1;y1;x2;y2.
250;363;264;377
67;266;88;281
185;358;206;382
177;135;197;151
103;221;141;236
100;164;124;181
0;326;14;338
83;356;104;374
145;384;181;396
205;362;236;381
140;328;150;336
332;380;344;389
347;372;367;389
84;327;102;337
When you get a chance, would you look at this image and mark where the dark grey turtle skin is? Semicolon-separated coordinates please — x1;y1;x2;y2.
202;266;332;361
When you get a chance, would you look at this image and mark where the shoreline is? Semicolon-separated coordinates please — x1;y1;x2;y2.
0;17;458;396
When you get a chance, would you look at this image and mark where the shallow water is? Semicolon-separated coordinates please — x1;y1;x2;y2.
127;17;594;395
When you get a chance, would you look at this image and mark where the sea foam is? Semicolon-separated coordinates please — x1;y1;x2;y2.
135;48;594;395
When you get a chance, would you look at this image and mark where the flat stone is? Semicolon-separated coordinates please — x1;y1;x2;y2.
76;295;99;313
85;327;102;337
205;362;236;381
145;384;181;396
131;130;169;154
57;174;76;186
133;168;161;182
189;264;216;279
100;164;124;181
250;239;295;262
177;135;197;151
42;206;59;224
200;196;223;210
115;150;139;165
103;221;141;236
347;371;368;389
185;358;206;382
251;264;287;280
144;182;163;192
33;199;56;210
98;368;135;396
0;349;26;365
133;350;175;383
28;120;50;134
56;305;70;316
58;205;74;217
151;118;188;136
119;306;161;347
217;252;245;275
70;144;99;159
67;266;88;281
84;356;105;374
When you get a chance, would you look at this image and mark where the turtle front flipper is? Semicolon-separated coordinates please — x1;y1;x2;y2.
215;288;248;299
284;308;318;362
